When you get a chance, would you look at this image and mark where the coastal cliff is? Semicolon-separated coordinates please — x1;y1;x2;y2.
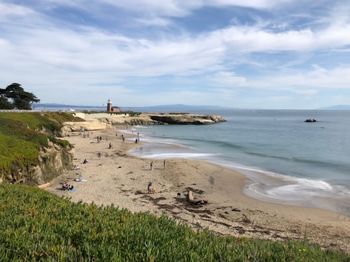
149;114;225;125
62;112;226;131
0;112;80;185
2;142;73;185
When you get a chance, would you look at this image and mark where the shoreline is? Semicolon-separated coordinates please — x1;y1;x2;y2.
129;128;350;217
47;126;350;253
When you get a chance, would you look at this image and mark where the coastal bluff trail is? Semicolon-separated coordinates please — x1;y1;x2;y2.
47;126;350;253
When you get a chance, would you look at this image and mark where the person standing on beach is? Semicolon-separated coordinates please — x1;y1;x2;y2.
163;160;166;169
150;161;153;170
121;134;125;142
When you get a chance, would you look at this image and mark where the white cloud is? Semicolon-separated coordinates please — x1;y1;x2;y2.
84;0;291;18
211;66;350;91
0;2;36;18
1;1;350;107
211;71;247;86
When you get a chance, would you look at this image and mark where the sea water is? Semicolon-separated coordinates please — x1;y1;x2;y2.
130;109;350;216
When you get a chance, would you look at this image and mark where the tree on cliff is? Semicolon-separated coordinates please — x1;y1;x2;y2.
0;83;40;110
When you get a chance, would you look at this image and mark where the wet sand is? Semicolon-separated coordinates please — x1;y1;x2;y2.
47;127;350;253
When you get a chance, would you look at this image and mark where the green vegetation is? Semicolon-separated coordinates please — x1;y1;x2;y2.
123;111;142;117
0;83;40;110
82;110;142;116
0;184;348;261
0;112;82;181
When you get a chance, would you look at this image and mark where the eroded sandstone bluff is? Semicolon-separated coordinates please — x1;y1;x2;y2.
62;112;226;133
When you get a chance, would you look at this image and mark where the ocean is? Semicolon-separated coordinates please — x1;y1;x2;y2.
130;109;350;216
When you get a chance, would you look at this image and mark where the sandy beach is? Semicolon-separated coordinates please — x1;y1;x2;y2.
47;127;350;253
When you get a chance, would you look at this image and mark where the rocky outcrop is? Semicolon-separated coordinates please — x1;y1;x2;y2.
304;118;317;123
68;112;226;127
32;141;73;185
60;120;111;135
149;114;226;125
4;141;73;185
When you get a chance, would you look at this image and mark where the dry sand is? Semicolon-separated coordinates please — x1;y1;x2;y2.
47;127;350;253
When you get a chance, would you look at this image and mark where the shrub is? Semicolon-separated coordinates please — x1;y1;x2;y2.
0;184;348;261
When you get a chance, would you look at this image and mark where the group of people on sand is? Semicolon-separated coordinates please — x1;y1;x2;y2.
60;181;74;191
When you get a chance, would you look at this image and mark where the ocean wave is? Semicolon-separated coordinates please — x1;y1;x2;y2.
135;152;218;159
244;151;350;171
151;135;246;150
215;160;350;198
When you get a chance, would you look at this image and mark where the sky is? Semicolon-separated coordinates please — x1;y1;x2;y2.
0;0;350;108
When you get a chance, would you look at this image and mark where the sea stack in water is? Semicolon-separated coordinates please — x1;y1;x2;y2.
304;118;317;123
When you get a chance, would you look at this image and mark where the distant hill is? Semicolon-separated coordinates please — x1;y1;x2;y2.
34;103;104;109
123;104;233;112
34;103;233;113
320;105;350;110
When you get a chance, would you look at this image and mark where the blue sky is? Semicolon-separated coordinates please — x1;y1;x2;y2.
0;0;350;108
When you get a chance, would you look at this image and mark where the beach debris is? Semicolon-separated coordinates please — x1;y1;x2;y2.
74;175;87;182
232;208;241;212
185;187;205;195
241;214;252;224
233;226;246;235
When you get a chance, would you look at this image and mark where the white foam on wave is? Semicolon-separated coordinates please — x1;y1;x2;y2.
129;129;350;208
137;152;217;159
212;159;350;203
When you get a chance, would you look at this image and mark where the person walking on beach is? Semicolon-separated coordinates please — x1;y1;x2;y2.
163;160;166;169
147;182;155;194
150;161;153;170
121;134;125;142
108;142;112;149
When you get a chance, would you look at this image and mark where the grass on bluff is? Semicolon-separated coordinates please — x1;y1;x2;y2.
0;184;348;261
0;112;82;178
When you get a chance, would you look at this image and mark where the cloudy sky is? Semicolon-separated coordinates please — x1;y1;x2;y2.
0;0;350;108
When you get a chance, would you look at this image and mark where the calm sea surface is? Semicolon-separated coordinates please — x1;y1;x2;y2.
131;109;350;215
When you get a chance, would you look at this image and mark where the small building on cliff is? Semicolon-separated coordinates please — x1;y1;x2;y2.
106;99;121;113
